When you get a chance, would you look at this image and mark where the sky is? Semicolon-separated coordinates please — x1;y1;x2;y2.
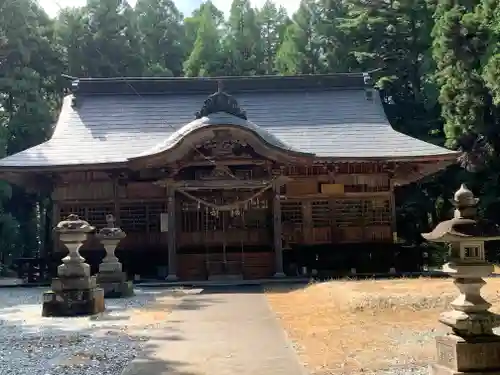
39;0;301;18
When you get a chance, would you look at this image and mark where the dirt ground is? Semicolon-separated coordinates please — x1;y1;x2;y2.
266;277;500;375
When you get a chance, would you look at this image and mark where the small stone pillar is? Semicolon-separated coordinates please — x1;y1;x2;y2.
96;214;134;298
42;214;105;317
422;184;500;375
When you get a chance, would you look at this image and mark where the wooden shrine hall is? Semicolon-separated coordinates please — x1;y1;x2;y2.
0;73;458;280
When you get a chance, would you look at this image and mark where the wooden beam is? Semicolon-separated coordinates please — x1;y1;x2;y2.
112;175;121;226
389;179;397;243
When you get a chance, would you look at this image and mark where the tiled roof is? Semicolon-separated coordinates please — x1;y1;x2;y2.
0;74;457;168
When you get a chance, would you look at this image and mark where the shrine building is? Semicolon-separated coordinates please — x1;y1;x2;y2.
0;73;458;280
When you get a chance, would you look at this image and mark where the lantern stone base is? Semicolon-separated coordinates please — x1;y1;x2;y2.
430;334;500;375
96;271;134;298
42;275;105;317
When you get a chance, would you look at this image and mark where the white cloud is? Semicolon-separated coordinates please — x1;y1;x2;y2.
39;0;300;18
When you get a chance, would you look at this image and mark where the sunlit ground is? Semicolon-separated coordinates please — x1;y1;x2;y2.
266;277;500;375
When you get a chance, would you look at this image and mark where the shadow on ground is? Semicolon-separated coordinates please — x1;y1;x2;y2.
0;283;309;375
0;287;224;375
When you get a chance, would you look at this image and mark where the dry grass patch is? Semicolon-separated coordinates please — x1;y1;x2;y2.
266;278;500;375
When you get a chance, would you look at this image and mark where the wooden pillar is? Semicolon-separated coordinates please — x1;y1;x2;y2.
51;199;60;254
273;184;285;277
389;180;397;243
112;176;120;226
167;186;178;280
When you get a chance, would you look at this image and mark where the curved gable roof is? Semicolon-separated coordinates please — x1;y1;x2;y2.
134;112;308;159
0;74;458;168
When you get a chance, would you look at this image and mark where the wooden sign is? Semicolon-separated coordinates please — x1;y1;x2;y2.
160;213;169;232
321;183;345;195
286;181;318;196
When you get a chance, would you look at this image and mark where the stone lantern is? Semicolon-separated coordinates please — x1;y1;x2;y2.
96;214;134;297
422;184;500;375
42;214;105;317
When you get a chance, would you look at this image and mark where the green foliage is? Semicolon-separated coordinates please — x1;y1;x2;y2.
276;0;325;74
257;1;289;74
183;4;224;77
136;0;186;77
0;0;64;261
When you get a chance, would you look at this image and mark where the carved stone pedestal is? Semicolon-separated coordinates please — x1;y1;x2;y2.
96;214;133;298
96;271;134;298
43;214;105;317
42;276;105;317
430;334;500;375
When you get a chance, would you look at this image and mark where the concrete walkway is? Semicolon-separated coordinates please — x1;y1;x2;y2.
122;285;307;375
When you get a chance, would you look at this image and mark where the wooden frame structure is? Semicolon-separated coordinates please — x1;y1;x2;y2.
0;74;458;280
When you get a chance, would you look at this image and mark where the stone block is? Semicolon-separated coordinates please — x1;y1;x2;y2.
51;276;97;292
57;261;91;278
96;271;127;284
99;261;122;273
98;280;134;298
96;271;134;298
41;287;105;317
429;334;500;375
430;364;500;375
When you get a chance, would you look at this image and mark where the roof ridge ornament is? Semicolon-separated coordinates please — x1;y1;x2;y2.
363;72;374;101
195;80;248;120
217;79;224;93
451;183;479;219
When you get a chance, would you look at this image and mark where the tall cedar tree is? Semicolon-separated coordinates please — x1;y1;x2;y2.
136;0;186;76
222;0;264;75
257;0;290;74
183;3;224;76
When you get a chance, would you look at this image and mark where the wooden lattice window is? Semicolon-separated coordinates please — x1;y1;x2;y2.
204;208;223;231
243;197;270;229
86;204;113;229
181;201;201;233
365;199;391;225
312;200;330;227
234;169;253;180
59;205;86;221
369;176;390;192
347;163;385;174
282;201;303;224
285;165;327;176
248;197;268;210
285;166;304;176
147;202;168;232
120;204;147;233
333;199;364;227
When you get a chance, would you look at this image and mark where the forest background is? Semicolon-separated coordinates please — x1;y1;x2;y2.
1;0;499;263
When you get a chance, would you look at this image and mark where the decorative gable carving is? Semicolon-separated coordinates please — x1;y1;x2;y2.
191;129;258;161
197;166;233;180
195;81;247;120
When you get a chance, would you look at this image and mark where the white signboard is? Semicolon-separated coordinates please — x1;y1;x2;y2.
160;213;169;232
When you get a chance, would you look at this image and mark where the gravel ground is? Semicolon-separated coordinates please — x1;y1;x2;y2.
372;366;428;375
0;287;179;375
369;326;500;375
